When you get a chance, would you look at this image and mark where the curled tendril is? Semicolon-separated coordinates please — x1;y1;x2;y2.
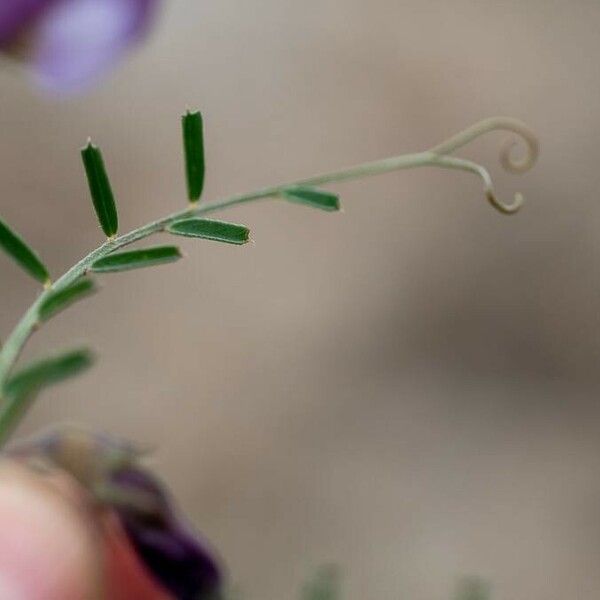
429;117;539;214
431;155;524;215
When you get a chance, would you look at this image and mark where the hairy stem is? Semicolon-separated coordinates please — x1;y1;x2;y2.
0;117;538;442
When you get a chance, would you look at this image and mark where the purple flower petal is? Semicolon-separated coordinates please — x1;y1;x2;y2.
0;0;57;46
111;467;223;600
30;0;159;92
10;427;224;599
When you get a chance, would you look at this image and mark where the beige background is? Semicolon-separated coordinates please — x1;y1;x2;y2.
2;1;600;598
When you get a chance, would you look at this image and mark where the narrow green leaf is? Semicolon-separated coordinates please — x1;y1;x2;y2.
454;578;491;600
0;217;50;285
301;566;341;600
38;277;97;322
0;387;38;447
282;187;340;212
182;110;205;202
4;348;94;399
81;141;119;238
0;349;94;446
90;246;182;273
168;218;250;245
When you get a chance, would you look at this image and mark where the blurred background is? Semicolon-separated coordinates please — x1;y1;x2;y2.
1;1;600;598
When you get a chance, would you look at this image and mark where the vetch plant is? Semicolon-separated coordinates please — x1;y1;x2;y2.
0;111;538;599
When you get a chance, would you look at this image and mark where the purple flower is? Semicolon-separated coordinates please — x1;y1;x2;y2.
111;466;223;600
10;426;224;600
0;0;160;92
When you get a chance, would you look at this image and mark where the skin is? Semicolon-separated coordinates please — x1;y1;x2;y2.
0;461;171;600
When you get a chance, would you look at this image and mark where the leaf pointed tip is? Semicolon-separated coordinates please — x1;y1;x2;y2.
183;108;200;118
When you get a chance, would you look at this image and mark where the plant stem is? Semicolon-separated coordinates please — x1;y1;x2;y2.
0;116;539;443
0;150;433;388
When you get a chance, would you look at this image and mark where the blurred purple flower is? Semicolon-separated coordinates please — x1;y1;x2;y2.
0;0;160;92
111;466;223;600
11;426;224;600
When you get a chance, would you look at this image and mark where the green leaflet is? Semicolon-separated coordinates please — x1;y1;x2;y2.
182;110;206;202
454;578;491;600
0;348;93;446
4;348;94;399
81;142;119;238
282;186;340;212
0;217;50;285
38;277;97;322
301;566;341;600
90;246;182;273
167;218;250;245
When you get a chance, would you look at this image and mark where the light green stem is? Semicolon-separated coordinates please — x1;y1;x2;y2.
0;117;538;444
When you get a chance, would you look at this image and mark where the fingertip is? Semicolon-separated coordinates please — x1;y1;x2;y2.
0;461;102;599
